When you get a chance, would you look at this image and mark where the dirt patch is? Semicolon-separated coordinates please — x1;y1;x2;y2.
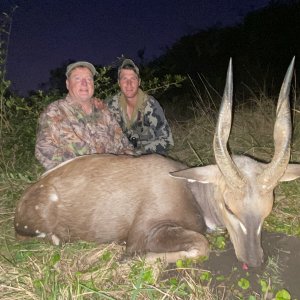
201;231;300;299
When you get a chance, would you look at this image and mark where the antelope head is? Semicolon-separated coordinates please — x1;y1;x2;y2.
213;57;297;267
171;58;300;267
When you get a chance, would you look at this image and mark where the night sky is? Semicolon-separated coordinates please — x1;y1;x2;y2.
1;0;270;96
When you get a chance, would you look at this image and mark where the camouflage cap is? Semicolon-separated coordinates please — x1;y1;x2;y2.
66;61;98;77
118;58;140;78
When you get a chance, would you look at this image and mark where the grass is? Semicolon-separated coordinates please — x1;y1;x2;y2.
1;92;300;299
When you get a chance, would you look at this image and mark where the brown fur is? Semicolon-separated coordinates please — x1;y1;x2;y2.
15;154;209;262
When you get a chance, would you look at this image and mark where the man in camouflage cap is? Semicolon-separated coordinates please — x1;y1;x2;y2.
106;58;174;154
35;61;133;170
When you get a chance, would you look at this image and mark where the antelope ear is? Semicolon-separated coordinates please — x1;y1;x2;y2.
170;165;220;184
280;164;300;182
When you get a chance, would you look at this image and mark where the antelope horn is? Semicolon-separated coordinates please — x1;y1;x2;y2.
213;58;246;189
258;57;295;190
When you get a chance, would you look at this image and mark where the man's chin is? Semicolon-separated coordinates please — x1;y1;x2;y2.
78;94;92;101
124;92;138;99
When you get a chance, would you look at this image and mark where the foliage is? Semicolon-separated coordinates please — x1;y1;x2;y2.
150;0;300;105
0;90;60;173
0;9;15;140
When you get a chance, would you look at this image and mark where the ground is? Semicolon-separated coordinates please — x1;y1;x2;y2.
200;231;300;299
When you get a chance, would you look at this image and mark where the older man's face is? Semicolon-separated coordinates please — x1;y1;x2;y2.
66;67;94;103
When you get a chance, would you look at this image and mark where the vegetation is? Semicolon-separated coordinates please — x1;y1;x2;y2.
1;2;300;299
150;0;300;109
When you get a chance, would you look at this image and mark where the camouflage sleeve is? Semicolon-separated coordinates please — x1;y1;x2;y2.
35;104;67;170
100;106;134;155
105;95;121;122
142;97;174;154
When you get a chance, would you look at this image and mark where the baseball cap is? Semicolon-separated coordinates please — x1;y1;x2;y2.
118;58;140;77
66;61;98;77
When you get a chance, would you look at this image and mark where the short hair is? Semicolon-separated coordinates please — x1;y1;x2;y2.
118;58;140;79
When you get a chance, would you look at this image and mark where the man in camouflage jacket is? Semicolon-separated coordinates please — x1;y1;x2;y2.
107;59;174;154
35;61;133;170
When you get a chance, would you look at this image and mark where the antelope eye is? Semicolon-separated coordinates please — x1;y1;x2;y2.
225;203;234;215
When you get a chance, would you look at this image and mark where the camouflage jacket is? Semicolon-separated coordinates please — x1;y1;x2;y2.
35;95;133;170
106;90;174;154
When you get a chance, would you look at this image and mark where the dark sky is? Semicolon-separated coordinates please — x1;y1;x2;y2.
1;0;270;96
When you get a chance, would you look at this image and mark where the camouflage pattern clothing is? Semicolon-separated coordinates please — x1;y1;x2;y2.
35;95;133;170
107;89;174;154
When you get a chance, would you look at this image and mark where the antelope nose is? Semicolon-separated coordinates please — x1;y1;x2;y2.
246;248;264;268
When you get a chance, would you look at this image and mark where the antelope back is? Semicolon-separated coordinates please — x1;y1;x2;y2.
14;154;205;247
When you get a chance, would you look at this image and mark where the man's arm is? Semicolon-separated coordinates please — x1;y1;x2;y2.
142;98;174;154
35;108;67;170
101;105;134;155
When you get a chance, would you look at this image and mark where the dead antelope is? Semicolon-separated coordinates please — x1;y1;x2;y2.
15;58;300;267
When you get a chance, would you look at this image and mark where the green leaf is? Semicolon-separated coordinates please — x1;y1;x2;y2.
214;236;226;249
142;269;154;284
259;279;268;293
33;279;43;291
275;289;291;300
200;271;212;281
101;250;112;262
169;277;178;286
216;275;225;281
176;259;183;268
49;252;60;266
238;278;250;290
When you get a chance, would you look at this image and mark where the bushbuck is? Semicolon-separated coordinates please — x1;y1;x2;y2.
15;58;300;267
